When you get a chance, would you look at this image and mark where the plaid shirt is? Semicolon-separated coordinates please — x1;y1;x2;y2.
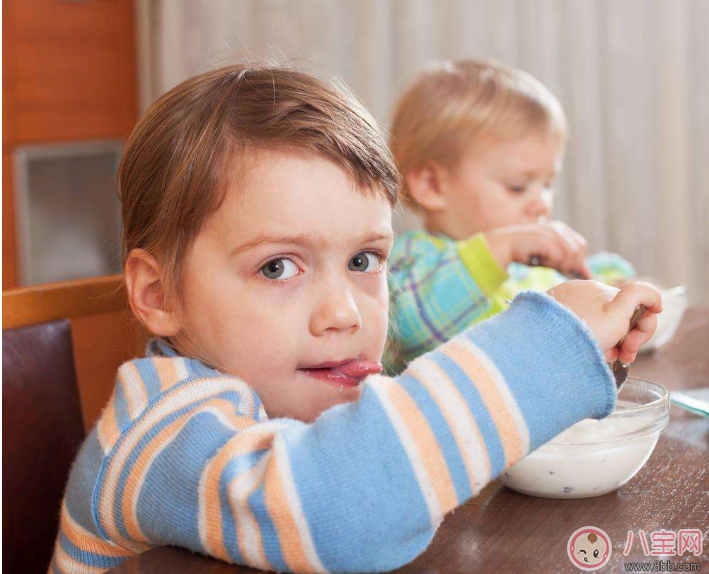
386;231;635;374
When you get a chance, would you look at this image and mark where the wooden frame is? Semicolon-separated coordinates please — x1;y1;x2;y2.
2;274;127;330
2;274;147;430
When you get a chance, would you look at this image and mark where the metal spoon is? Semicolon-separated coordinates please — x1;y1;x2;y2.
529;254;645;390
611;304;646;392
528;254;586;280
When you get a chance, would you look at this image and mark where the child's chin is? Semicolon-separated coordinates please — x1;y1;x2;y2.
302;385;363;422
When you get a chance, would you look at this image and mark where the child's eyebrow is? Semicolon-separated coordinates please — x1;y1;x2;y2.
230;230;394;256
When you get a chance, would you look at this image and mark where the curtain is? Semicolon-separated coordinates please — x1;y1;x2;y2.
141;0;709;302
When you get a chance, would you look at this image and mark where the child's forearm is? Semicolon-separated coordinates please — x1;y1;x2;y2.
91;293;613;573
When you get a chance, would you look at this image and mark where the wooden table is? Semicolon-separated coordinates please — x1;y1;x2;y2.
110;309;709;574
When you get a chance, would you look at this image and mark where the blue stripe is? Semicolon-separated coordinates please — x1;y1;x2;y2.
136;411;238;552
58;531;126;568
218;453;266;564
114;405;197;542
251;390;265;421
187;357;221;378
427;352;507;475
286;385;432;572
397;373;470;503
461;292;615;451
134;359;162;400
249;481;287;571
113;378;131;430
218;459;243;564
94;388;243;541
65;431;104;535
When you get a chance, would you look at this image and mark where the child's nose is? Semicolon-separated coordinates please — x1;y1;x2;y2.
309;284;362;336
526;187;553;218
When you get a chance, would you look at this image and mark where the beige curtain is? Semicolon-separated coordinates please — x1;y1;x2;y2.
141;0;709;302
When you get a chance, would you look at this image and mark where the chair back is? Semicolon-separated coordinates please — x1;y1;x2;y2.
2;275;146;573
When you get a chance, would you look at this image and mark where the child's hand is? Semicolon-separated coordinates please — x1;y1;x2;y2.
548;280;662;363
486;221;592;278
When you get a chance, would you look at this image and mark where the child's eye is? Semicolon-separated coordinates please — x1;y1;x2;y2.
260;258;299;280
507;184;526;194
348;251;382;273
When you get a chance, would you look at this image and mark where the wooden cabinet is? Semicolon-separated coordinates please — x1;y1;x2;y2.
4;0;137;144
2;0;137;289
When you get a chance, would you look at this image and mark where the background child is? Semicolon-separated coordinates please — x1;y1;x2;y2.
387;59;636;372
50;63;660;574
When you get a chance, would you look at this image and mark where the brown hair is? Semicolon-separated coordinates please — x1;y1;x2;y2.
119;63;399;311
390;59;567;207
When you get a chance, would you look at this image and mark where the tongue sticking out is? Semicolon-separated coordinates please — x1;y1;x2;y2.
300;360;383;386
331;360;383;380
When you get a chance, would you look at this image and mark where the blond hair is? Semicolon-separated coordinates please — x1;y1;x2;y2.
390;59;567;206
119;63;399;311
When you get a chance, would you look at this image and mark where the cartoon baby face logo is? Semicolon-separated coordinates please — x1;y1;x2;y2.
567;527;612;571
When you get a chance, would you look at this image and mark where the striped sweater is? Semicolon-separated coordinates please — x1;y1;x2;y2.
49;292;615;574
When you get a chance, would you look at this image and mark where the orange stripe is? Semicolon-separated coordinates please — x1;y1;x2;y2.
200;425;277;560
228;459;269;569
121;399;252;544
54;544;105;574
153;358;178;391
119;411;194;544
97;379;263;559
200;438;233;560
444;341;523;465
242;385;255;419
382;381;458;514
59;503;134;559
263;455;313;573
99;385;234;546
407;361;484;490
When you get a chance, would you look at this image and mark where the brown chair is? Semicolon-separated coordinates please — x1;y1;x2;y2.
2;276;147;574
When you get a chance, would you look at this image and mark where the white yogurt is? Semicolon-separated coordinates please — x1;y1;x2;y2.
502;405;663;499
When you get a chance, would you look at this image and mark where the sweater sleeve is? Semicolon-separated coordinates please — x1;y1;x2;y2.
387;232;508;372
66;293;615;574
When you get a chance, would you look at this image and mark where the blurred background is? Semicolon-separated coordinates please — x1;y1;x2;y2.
3;0;708;303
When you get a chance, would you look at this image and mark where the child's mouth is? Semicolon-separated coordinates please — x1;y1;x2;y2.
298;359;383;387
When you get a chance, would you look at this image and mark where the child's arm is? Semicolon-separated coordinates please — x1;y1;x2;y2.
388;222;595;371
70;288;660;574
388;232;508;369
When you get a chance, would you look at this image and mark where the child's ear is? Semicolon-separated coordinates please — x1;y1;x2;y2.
124;249;181;337
404;162;448;211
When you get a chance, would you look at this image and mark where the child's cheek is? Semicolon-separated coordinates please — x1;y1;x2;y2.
362;279;390;354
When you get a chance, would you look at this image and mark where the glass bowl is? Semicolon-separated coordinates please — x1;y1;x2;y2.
501;378;670;499
643;286;687;351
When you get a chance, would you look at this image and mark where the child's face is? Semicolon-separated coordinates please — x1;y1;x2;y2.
177;150;394;422
436;131;564;239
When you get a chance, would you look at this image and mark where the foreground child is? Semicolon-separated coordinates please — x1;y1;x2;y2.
387;59;635;371
50;64;660;574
